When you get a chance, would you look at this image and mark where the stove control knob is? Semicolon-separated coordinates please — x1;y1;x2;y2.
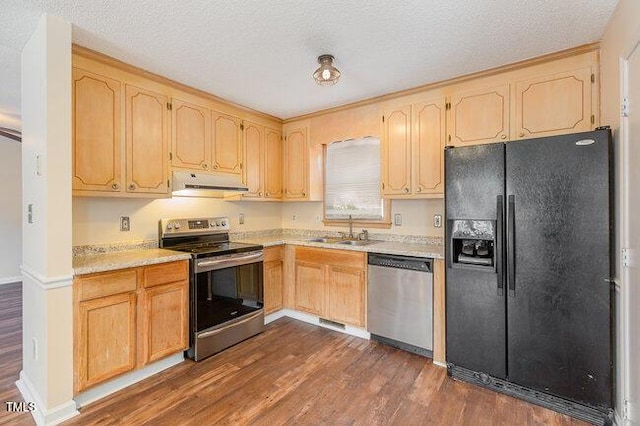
215;221;221;227
166;223;174;230
221;220;227;227
174;223;181;230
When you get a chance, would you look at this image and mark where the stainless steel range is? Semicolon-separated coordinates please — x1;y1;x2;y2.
159;217;264;361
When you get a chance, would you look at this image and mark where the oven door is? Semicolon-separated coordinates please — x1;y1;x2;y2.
193;251;264;333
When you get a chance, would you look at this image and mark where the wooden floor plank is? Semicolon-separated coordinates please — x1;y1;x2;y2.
0;282;588;425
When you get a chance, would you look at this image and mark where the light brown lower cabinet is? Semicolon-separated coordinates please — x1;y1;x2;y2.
74;260;188;394
263;246;284;315
294;247;366;327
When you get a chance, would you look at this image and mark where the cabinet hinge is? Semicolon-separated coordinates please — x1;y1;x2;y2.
240;123;244;131
167;102;172;110
169;152;173;161
591;115;595;124
240;163;243;170
167;179;170;188
381;182;385;190
448;135;452;142
446;102;451;110
622;97;629;117
591;73;595;83
382;115;385;123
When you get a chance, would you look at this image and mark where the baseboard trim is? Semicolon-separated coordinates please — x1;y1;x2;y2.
264;310;288;324
74;352;185;408
16;370;79;426
276;309;371;340
0;276;22;285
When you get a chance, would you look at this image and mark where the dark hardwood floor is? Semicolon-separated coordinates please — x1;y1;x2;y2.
1;282;586;425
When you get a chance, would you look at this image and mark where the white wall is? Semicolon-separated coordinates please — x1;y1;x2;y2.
73;197;283;245
19;14;76;425
281;199;444;237
0;136;22;283
600;0;640;420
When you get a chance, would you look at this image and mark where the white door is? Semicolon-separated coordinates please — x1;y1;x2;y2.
623;40;640;425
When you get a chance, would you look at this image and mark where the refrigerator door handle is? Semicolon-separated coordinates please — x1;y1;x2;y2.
507;194;516;296
496;195;504;296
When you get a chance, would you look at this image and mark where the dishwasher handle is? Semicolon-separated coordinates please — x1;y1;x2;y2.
368;253;432;272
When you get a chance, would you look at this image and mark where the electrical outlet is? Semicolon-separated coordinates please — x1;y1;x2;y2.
120;216;130;232
292;214;297;221
27;204;34;224
394;213;402;226
315;215;321;222
434;214;442;228
239;213;245;225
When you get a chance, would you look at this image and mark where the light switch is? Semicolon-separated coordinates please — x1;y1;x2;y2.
120;216;130;232
239;213;245;225
434;214;442;228
27;204;34;224
394;213;402;226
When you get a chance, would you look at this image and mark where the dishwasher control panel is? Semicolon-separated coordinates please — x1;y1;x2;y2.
368;253;432;272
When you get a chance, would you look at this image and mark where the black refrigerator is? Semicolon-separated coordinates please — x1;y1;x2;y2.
445;129;613;424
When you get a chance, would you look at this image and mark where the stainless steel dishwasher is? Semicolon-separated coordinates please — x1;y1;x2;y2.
367;253;433;357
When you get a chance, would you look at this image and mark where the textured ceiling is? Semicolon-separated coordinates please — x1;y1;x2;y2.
1;0;619;130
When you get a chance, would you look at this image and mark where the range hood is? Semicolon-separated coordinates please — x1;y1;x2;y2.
172;170;249;198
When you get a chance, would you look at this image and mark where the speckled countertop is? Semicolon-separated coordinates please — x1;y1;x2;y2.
235;233;444;259
73;249;191;275
72;229;443;276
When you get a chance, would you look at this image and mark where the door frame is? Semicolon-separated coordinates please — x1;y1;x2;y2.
619;34;640;425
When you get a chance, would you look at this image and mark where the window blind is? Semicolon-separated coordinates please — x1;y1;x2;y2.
324;137;383;220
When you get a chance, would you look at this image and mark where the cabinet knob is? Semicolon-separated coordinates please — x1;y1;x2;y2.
202;163;208;169
501;134;507;140
416;187;422;192
404;187;409;193
128;183;136;191
111;183;119;190
519;133;525;138
259;192;263;197
213;164;218;170
302;192;306;197
265;192;269;196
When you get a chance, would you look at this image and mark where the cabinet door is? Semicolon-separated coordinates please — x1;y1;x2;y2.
264;127;283;199
381;105;412;195
125;84;169;194
141;281;188;365
283;127;309;199
171;98;210;171
264;259;283;315
515;67;593;140
76;292;137;392
295;261;325;316
327;266;365;327
242;121;264;198
211;111;243;174
450;84;509;146
72;68;122;193
413;98;446;196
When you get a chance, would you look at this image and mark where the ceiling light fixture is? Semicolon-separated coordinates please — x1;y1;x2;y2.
313;54;341;86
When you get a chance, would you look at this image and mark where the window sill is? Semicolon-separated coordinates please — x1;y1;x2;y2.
322;219;392;229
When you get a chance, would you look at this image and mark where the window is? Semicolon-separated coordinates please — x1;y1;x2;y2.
324;137;390;226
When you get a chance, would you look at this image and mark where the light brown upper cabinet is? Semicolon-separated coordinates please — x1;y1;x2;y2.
449;84;510;146
72;68;122;193
211;111;243;175
125;84;170;195
381;97;446;198
514;67;593;140
283;125;308;199
171;98;211;171
242;122;282;200
381;105;412;196
264;127;283;199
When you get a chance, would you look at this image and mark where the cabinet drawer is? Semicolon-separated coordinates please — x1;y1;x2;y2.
264;245;284;263
76;269;137;301
295;246;365;269
141;260;189;288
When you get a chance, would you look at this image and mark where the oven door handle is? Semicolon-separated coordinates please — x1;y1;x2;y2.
197;310;264;339
195;251;264;272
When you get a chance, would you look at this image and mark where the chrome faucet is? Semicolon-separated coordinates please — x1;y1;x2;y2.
348;214;354;239
359;229;369;241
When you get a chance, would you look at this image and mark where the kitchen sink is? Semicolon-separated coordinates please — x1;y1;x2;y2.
306;237;342;243
336;240;379;246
